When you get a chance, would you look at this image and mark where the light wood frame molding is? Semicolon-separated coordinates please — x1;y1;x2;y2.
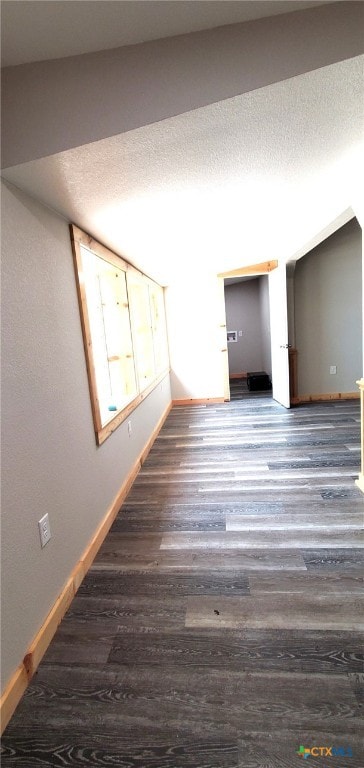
218;260;278;279
70;225;170;445
288;348;298;403
0;399;172;734
172;398;225;406
291;392;360;405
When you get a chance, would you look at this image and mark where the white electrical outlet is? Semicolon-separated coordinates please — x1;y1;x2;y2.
38;513;51;548
330;365;337;375
127;420;132;436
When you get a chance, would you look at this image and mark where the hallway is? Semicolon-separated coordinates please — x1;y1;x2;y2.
2;397;363;767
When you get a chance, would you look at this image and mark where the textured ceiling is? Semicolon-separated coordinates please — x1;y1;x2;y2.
4;56;362;285
1;0;332;67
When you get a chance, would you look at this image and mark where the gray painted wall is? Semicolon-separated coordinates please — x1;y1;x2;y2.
225;279;265;374
1;181;171;690
294;218;362;395
2;2;363;168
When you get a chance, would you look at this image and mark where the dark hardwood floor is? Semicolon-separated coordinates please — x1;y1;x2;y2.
2;396;363;767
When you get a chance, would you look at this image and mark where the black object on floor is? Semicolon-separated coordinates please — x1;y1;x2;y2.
247;371;272;391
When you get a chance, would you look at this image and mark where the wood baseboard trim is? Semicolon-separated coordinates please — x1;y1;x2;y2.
355;474;364;494
229;372;247;379
23;577;75;680
0;666;28;737
0;400;172;734
292;392;360;405
172;398;225;406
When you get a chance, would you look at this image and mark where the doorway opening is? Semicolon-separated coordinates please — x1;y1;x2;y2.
218;259;293;408
224;274;272;401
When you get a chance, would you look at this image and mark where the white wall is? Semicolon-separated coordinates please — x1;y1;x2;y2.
224;279;264;374
1;181;171;691
166;275;225;400
166;274;272;400
294;218;362;395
